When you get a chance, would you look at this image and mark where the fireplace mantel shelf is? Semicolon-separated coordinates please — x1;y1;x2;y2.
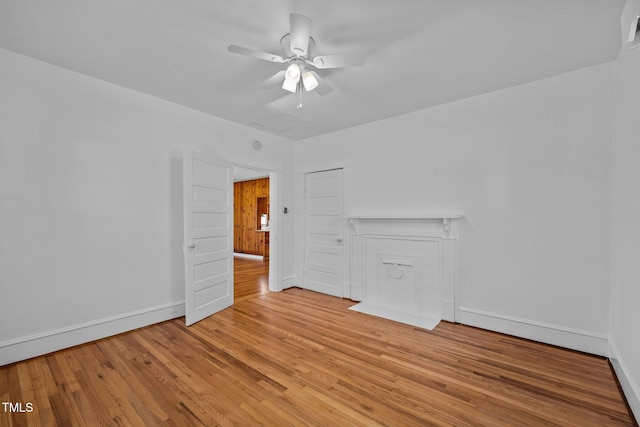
348;214;463;220
348;214;464;236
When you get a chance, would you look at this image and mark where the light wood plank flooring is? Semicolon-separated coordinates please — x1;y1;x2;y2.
234;255;269;302
0;257;635;426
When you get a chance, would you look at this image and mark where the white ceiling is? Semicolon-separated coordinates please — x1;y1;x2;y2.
0;0;626;141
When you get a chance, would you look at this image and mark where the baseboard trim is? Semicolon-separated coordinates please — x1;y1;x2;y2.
0;301;185;366
442;299;454;322
282;276;297;289
457;306;609;356
609;340;640;423
349;283;363;301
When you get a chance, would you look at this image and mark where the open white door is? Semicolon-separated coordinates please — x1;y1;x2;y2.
183;151;233;326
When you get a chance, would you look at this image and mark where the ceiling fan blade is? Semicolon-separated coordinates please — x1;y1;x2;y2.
311;53;365;69
258;70;286;89
309;71;333;96
289;13;312;56
228;45;285;63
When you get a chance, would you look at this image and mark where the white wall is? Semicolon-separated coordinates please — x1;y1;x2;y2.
0;49;295;365
610;0;640;419
295;63;614;355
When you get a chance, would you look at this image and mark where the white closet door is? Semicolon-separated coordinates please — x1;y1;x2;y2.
303;168;344;297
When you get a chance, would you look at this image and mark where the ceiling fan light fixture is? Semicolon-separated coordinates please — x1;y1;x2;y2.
284;63;301;82
282;77;298;93
283;62;301;92
302;71;318;91
228;13;364;98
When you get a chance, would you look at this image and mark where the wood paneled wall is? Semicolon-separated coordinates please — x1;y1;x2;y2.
234;178;269;255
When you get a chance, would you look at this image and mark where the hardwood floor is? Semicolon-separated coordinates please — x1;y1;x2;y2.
233;255;269;302
0;257;635;426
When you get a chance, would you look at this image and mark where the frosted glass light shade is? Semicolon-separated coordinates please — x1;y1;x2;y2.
282;63;301;93
285;63;300;81
282;78;298;93
302;71;318;91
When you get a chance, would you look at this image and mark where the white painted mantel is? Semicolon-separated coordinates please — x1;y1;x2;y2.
348;214;463;329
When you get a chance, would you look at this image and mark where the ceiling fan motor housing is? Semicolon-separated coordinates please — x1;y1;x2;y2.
280;34;315;60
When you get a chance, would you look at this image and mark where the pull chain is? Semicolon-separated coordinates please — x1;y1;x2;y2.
297;80;303;109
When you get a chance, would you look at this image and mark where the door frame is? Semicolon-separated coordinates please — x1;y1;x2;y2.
295;162;352;298
182;153;284;327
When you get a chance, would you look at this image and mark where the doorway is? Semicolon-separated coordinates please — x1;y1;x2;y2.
183;152;279;326
233;166;272;301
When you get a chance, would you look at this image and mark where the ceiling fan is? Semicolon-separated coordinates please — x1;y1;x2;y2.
228;13;364;96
